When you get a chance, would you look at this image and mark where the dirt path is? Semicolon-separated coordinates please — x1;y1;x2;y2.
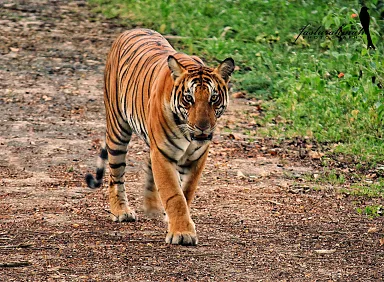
0;1;383;281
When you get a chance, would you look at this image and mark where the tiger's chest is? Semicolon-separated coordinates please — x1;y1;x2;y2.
179;141;210;164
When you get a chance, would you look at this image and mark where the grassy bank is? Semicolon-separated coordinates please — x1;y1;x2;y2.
89;0;383;166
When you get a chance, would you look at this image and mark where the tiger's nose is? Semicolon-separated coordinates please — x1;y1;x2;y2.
195;124;210;134
192;124;212;141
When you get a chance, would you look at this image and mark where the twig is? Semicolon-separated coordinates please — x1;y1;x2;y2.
266;200;284;205
180;253;221;257
0;261;31;267
318;230;349;234
0;243;34;249
127;239;163;243
163;35;190;40
164;35;215;41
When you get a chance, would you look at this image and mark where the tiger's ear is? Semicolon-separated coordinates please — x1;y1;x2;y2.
216;58;235;82
168;55;186;80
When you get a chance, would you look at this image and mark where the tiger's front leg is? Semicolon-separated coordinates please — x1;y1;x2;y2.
179;146;209;208
151;148;197;246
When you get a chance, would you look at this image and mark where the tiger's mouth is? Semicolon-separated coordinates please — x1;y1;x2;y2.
191;133;213;141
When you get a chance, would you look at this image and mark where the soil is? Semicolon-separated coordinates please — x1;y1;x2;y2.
0;1;383;281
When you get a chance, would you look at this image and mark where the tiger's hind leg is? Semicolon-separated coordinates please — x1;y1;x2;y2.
143;158;163;217
106;131;137;222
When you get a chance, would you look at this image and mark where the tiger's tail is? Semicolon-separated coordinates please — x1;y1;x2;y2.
85;144;108;189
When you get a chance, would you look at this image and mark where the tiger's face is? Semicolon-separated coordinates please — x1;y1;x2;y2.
168;56;235;141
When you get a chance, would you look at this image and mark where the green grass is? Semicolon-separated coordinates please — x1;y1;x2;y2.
314;169;347;185
342;177;384;198
89;0;384;166
357;204;383;218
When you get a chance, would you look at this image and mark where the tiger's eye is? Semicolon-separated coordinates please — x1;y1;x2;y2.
184;94;193;103
211;94;219;102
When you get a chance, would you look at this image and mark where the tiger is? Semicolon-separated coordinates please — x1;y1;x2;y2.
85;28;234;246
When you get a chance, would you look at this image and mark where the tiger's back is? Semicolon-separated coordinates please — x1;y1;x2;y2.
104;28;202;145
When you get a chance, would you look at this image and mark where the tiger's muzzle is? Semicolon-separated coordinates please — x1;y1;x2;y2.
191;125;213;141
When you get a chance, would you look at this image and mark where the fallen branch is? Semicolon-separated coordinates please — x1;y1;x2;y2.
318;230;349;234
0;261;31;267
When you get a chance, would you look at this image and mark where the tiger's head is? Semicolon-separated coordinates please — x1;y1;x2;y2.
168;55;235;141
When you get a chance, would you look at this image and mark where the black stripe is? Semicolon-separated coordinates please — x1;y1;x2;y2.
109;162;126;169
107;102;132;138
100;148;108;159
192;145;203;154
165;193;179;210
148;122;178;163
106;144;127;156
177;169;187;175
107;119;131;145
160;123;183;151
190;147;209;162
178;163;192;169
107;136;129;147
119;34;150;59
173;113;183;126
158;145;177;163
202;77;211;84
191;78;200;84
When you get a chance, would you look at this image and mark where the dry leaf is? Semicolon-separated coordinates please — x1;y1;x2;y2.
220;26;232;38
268;149;277;156
351;109;359;117
42;95;52;101
228;133;242;140
308;151;324;159
379;238;384;246
231;91;247;99
368;227;379;233
237;170;246;178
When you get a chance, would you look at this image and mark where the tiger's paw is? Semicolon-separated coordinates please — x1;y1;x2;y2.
165;231;198;246
165;219;197;246
110;208;137;222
